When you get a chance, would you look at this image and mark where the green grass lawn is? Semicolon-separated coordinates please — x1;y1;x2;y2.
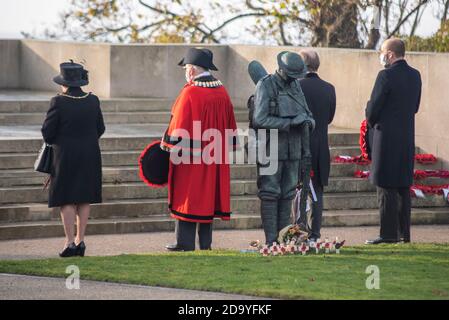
1;244;449;300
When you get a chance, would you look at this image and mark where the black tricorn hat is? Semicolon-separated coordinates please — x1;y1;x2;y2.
53;60;89;87
178;48;218;71
138;140;169;188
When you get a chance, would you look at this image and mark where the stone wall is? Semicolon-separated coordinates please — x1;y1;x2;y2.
1;39;448;167
227;45;449;169
109;44;228;98
19;39;111;97
0;40;20;88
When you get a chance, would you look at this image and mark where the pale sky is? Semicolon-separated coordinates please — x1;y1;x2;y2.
0;0;442;42
0;0;70;38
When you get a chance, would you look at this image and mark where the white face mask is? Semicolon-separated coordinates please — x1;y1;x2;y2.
379;53;388;67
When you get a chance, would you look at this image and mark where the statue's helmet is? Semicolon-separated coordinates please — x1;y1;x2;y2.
277;51;307;79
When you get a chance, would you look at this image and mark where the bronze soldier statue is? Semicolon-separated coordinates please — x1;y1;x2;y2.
248;51;315;245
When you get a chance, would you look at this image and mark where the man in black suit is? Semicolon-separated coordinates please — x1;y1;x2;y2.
299;50;336;242
365;38;422;245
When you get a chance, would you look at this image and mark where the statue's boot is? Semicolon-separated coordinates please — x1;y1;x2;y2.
260;200;278;245
278;199;293;233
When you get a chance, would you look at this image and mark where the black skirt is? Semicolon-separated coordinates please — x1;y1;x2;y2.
48;138;103;207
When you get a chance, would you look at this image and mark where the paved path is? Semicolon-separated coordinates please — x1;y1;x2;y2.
1;226;449;260
0;273;268;300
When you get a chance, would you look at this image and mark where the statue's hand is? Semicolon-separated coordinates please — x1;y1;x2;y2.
304;118;316;131
291;113;307;126
291;114;316;130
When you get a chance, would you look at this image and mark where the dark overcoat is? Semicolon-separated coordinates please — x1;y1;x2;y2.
300;73;336;186
41;87;105;207
365;60;421;188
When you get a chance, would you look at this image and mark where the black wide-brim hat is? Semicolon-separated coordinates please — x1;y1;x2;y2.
138;140;170;188
277;51;307;79
53;60;89;87
178;48;218;71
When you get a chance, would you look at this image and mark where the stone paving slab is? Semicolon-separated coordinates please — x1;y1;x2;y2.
0;273;268;300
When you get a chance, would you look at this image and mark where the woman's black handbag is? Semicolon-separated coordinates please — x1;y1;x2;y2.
34;143;53;174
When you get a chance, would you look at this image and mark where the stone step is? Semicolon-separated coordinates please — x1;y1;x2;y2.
0;96;250;114
0;214;262;240
1;207;449;240
0;98;176;113
322;207;449;227
0;160;445;188
0;110;249;126
323;192;449;210
327;176;449;193
0;196;260;223
1;160;441;187
0;150;140;169
0;145;363;169
0;177;385;205
329;162;443;177
0;165;258;187
0;131;360;153
0;180;258;205
0;176;385;205
1;192;448;225
0;136;158;153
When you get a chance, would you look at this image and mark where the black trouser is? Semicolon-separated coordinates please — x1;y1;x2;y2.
310;178;324;240
377;186;411;241
175;219;213;251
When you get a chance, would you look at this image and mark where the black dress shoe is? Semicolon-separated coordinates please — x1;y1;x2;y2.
76;241;86;257
59;243;77;257
365;237;400;245
165;243;185;251
401;238;411;243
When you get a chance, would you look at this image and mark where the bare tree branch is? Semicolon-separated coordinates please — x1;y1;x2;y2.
279;20;291;45
138;0;219;42
441;0;449;24
387;0;429;37
410;3;425;36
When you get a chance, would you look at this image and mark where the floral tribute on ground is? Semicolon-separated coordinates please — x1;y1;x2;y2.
247;226;346;257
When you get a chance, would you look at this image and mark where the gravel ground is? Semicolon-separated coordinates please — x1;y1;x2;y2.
1;225;449;260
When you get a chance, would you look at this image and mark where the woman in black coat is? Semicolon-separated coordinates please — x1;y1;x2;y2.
41;61;105;257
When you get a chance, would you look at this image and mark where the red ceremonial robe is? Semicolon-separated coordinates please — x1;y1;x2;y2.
161;78;239;223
